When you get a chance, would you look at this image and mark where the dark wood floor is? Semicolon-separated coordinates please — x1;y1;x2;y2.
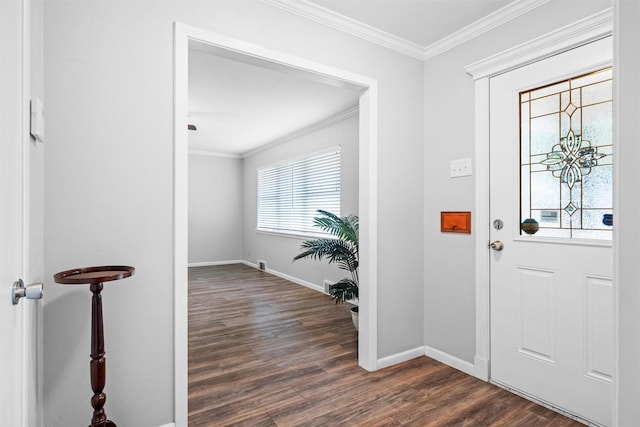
188;264;581;426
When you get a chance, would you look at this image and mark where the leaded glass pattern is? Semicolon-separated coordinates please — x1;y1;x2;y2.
520;68;613;240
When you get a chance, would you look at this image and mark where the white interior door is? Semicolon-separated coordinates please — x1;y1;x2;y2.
490;37;613;426
1;0;40;425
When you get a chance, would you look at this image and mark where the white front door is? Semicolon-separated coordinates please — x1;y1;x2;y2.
490;37;613;426
1;0;39;425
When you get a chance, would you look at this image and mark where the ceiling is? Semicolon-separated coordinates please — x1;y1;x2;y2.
188;0;520;156
188;43;361;157
304;0;513;47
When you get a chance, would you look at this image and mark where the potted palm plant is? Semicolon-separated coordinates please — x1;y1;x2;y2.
293;210;359;329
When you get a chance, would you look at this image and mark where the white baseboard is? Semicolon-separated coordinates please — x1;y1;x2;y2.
376;346;425;370
188;260;244;267
244;261;325;294
158;423;175;427
269;270;324;293
242;260;258;269
424;345;476;376
474;355;489;380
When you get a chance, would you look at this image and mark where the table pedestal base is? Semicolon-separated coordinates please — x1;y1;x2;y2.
54;266;134;427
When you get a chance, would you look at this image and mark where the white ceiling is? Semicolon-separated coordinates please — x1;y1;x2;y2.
188;44;361;157
188;0;519;156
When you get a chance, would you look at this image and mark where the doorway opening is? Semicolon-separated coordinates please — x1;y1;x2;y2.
174;22;379;425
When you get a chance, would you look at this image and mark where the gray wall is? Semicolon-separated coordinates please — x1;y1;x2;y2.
188;154;243;264
243;113;359;290
42;1;424;425
187;114;358;274
423;0;613;364
34;0;640;425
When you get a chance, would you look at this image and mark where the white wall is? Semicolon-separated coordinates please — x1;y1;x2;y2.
423;0;613;364
42;1;424;425
243;113;359;290
188;154;243;264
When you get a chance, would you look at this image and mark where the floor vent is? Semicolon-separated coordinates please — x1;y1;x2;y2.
323;280;333;294
257;260;267;271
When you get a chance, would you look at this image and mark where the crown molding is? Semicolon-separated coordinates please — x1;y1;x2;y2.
188;149;242;159
465;8;613;79
262;0;551;61
261;0;426;60
423;0;551;60
242;105;359;158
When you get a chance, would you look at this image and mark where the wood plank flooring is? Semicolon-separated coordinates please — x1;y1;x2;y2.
188;264;581;426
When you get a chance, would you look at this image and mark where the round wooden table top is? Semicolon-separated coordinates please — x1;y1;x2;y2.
54;265;135;285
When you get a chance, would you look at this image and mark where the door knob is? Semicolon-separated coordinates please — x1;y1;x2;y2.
489;240;504;251
11;279;44;305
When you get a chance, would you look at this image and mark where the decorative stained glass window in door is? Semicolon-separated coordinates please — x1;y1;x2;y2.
520;68;612;240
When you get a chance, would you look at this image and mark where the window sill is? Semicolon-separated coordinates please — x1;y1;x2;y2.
255;229;330;240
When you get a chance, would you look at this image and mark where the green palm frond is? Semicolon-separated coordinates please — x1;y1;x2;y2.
313;210;359;250
293;238;357;272
293;210;359;304
328;278;358;304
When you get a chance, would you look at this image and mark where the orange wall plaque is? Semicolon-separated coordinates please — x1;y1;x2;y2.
441;211;471;233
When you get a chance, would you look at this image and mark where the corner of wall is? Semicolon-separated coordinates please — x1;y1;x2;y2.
424;346;475;377
377;346;425;370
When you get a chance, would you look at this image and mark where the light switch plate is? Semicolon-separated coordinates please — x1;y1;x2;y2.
450;158;472;177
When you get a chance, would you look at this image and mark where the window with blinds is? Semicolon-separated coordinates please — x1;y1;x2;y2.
257;146;341;235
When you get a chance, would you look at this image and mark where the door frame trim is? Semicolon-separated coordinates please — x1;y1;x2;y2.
19;0;29;423
18;0;42;425
464;8;612;382
173;22;379;427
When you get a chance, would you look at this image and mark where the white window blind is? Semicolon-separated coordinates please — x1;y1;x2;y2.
257;146;341;234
